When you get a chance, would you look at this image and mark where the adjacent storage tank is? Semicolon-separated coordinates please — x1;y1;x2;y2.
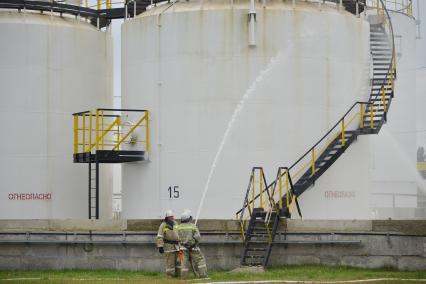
121;0;372;219
369;11;418;219
0;11;113;218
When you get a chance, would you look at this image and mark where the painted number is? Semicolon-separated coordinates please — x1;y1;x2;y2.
168;186;180;199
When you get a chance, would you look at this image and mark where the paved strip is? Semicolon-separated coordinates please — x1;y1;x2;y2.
0;278;42;281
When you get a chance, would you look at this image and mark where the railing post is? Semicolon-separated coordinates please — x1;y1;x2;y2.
101;111;105;150
278;168;283;209
95;110;99;151
259;168;263;209
360;104;364;129
311;148;316;176
376;0;379;15
285;169;290;208
89;112;93;151
82;114;86;152
381;87;387;113
370;104;374;129
341;118;345;146
251;172;255;212
116;115;121;150
145;111;150;153
73;115;78;154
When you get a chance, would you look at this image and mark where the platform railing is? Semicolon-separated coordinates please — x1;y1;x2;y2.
368;0;413;16
73;108;149;155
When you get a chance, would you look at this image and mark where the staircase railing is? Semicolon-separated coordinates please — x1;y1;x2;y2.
236;0;397;238
369;0;413;16
237;167;272;239
236;101;372;230
368;0;397;123
73;108;149;155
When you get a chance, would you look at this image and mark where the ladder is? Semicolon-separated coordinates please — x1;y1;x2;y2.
88;161;99;219
73;109;149;219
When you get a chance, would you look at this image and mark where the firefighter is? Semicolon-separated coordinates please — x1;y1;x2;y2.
177;209;208;278
156;210;186;277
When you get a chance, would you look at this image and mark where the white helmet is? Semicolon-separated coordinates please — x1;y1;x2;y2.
181;209;192;222
165;210;174;218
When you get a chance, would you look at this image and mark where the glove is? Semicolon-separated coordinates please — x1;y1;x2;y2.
158;247;164;254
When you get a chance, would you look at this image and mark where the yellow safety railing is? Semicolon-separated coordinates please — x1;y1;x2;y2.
73;109;149;155
369;0;413;17
418;162;426;172
236;0;397;243
92;0;116;9
236;167;277;236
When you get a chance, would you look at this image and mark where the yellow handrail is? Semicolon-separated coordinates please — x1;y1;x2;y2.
95;111;99;150
259;168;263;209
82;114;86;152
73;115;78;154
112;112;148;151
88;117;120;152
146;111;150;152
278;168;283;209
285;169;290;208
381;87;387;113
89;111;93;151
73;109;149;155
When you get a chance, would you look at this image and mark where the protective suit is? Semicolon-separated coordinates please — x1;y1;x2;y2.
156;210;187;277
177;210;208;278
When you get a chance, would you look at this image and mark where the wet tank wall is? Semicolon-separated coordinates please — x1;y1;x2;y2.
121;0;372;219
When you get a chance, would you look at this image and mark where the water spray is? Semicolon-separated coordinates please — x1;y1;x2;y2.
194;52;285;224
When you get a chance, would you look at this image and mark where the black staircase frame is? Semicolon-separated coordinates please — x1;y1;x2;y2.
237;0;397;267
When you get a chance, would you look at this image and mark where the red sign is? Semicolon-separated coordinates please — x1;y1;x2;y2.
324;191;355;199
8;193;52;200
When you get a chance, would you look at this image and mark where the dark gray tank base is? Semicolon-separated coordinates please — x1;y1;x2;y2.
0;220;425;271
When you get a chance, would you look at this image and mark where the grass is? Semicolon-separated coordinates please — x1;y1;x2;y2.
0;265;425;283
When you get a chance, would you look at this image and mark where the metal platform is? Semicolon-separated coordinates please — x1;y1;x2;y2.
73;150;146;164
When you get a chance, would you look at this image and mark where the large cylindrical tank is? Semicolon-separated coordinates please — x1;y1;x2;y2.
0;11;113;218
121;0;371;219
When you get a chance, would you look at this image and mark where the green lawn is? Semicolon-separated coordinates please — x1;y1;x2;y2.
0;265;425;283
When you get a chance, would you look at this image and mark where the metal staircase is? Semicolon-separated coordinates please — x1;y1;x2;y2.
73;109;149;219
237;0;397;267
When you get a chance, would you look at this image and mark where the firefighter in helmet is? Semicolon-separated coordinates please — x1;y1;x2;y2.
156;210;186;277
176;209;208;278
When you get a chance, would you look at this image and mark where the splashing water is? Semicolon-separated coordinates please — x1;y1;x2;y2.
194;52;285;223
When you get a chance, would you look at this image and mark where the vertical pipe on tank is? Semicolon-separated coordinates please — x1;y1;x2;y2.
248;0;256;47
356;0;360;17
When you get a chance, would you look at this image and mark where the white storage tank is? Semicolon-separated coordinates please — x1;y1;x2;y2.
121;0;373;219
0;10;113;218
